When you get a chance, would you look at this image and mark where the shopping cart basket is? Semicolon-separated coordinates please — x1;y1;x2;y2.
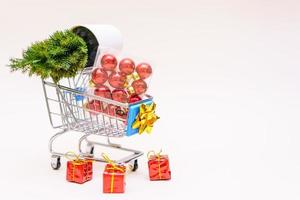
42;25;149;171
43;67;151;171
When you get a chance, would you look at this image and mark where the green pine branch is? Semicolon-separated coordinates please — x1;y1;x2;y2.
9;30;88;83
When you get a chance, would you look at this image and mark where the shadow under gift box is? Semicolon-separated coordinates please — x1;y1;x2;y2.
103;164;126;193
126;98;153;136
66;159;93;184
148;155;171;181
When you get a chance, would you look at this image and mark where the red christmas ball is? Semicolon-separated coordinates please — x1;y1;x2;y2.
94;85;111;99
136;63;152;79
91;68;108;85
86;100;102;113
107;104;117;116
129;94;142;103
108;72;127;89
101;103;109;114
119;58;135;75
112;89;128;103
101;54;118;71
132;79;148;95
106;104;127;119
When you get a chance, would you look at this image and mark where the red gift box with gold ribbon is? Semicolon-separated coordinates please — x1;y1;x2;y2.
102;153;126;193
66;152;93;184
103;163;126;193
148;151;171;181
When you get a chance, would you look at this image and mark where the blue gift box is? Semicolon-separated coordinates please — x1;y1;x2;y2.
126;99;153;136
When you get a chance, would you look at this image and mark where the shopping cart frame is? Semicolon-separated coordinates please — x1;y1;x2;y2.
42;68;149;171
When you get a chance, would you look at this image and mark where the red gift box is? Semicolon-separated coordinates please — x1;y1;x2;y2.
66;159;93;184
148;152;171;181
103;163;126;193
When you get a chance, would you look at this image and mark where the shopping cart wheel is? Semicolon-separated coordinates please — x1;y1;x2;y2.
131;159;138;172
51;155;61;170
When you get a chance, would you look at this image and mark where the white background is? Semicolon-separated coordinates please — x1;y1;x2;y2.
1;0;300;199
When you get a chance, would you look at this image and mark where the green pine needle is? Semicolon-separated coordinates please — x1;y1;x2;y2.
9;29;88;83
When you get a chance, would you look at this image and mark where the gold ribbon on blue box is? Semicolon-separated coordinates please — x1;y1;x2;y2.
126;99;159;136
132;103;159;134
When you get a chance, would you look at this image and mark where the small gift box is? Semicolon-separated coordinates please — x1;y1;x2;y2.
148;150;171;181
102;153;126;193
66;152;93;184
127;101;159;136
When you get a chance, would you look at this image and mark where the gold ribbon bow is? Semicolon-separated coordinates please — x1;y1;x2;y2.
132;103;159;134
102;153;125;193
147;149;163;179
65;151;81;161
124;72;140;95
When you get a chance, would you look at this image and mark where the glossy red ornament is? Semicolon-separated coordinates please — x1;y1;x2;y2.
129;94;142;103
105;104;127;119
108;72;127;89
136;63;152;79
119;58;135;75
101;54;118;71
91;68;108;85
94;85;111;99
106;104;118;116
86;100;102;113
112;89;128;103
101;102;109;114
132;79;147;95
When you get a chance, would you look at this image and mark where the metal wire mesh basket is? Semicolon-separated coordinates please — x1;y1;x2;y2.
43;67;153;138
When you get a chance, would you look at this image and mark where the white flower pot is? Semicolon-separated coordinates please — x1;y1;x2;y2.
72;25;123;68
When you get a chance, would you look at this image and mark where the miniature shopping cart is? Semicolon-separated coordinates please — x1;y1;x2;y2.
42;25;151;171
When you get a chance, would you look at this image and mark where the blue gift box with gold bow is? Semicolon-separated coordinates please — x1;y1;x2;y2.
126;99;155;136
